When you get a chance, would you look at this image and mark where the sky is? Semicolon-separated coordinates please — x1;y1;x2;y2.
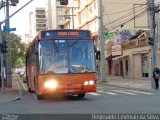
1;0;160;40
0;0;46;40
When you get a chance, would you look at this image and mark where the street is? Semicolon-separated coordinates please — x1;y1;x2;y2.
1;0;160;120
0;80;160;114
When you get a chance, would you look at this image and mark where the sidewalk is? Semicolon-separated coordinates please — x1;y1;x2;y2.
0;74;22;103
98;75;153;91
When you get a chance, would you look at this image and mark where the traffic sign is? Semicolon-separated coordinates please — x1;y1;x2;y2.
3;26;16;32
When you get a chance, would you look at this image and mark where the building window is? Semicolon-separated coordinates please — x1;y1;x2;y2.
57;6;65;11
57;16;65;21
88;20;98;33
36;19;46;23
81;10;88;22
36;15;46;18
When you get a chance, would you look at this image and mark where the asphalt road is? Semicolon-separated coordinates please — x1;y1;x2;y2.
0;83;160;115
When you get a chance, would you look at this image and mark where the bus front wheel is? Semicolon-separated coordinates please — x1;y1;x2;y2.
36;94;43;100
28;88;32;93
78;94;85;98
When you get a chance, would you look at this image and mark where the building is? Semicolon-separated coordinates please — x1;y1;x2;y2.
64;0;78;29
103;0;160;80
27;0;66;41
65;0;160;80
33;7;47;35
27;12;34;43
111;36;151;79
45;0;53;29
26;0;160;80
45;0;66;29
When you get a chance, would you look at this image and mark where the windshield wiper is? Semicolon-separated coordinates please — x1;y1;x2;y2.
52;41;59;53
69;40;79;48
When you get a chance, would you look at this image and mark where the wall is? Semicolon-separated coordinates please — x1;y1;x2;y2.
123;46;150;79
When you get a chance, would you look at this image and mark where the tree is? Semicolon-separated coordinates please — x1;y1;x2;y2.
9;33;27;68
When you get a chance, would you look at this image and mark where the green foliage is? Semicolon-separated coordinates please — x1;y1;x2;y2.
9;33;27;68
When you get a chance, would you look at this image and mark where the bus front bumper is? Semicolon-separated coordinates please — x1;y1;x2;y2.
41;84;96;95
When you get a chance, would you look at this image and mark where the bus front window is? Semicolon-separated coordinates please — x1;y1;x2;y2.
39;40;96;74
68;40;96;73
40;40;68;74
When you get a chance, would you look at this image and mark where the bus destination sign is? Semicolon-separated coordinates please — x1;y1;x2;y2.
41;30;91;39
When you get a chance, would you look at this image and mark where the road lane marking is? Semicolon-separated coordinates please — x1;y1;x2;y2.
32;93;37;100
98;90;117;95
97;87;105;89
111;90;138;95
87;92;100;96
126;90;153;95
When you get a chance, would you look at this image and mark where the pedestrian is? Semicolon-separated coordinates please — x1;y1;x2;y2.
153;67;160;90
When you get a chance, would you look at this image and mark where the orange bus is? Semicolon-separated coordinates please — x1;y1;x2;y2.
26;29;97;99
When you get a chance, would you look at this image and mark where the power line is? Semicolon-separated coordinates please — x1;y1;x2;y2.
78;0;147;22
104;6;147;27
78;0;149;33
102;0;147;5
108;8;149;31
102;0;147;11
103;4;146;16
108;9;148;31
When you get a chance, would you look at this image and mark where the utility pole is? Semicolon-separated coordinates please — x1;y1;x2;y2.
5;0;12;88
63;7;77;29
147;0;157;89
0;0;33;91
99;0;106;82
0;26;5;94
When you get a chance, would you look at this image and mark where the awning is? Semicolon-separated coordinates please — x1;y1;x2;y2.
112;55;129;60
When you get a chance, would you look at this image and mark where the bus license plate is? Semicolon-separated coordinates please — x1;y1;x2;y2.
64;89;74;92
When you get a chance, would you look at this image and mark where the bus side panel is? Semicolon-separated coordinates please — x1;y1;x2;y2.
37;73;97;96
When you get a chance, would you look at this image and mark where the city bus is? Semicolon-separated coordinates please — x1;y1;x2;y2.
26;29;97;99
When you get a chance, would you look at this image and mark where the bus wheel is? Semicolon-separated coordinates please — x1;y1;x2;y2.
36;94;43;100
28;88;32;93
78;94;85;98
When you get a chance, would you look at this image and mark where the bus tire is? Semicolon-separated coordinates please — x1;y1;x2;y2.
36;94;43;100
78;94;85;98
28;88;32;93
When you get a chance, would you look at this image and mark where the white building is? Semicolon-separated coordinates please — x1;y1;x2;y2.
33;7;47;34
45;0;66;29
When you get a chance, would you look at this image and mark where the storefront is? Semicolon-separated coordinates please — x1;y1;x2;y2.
111;37;151;79
111;45;123;76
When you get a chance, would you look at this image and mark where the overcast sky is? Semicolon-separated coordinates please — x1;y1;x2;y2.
1;0;160;40
0;0;46;40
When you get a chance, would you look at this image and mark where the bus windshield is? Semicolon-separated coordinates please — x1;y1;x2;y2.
39;40;96;74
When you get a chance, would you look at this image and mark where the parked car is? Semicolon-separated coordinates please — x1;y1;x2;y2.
16;67;25;78
18;71;25;78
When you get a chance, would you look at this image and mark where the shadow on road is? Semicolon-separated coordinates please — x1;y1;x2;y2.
36;94;91;102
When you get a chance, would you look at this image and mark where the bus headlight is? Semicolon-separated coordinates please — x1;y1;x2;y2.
84;81;89;85
89;80;94;85
44;80;57;89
